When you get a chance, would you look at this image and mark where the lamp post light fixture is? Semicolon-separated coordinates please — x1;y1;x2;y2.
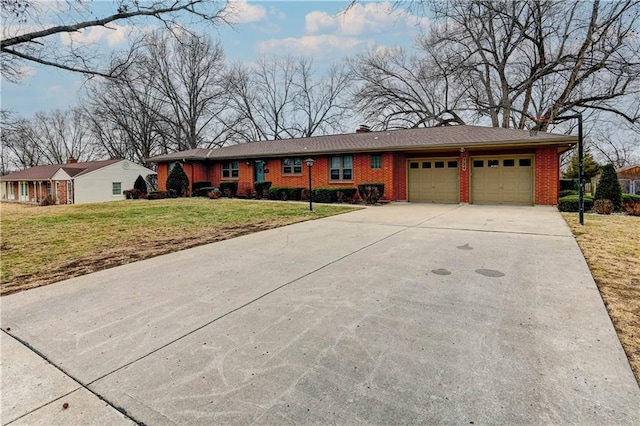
305;158;315;212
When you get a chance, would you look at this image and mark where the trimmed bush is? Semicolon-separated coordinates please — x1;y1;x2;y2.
193;181;212;191
622;193;640;203
557;195;594;212
624;200;640;216
192;187;217;197
123;189;142;199
39;195;56;206
219;181;238;198
594;163;622;211
560;179;578;191
358;183;385;204
166;163;189;197
254;181;272;199
269;186;304;201
559;189;578;197
147;190;177;200
134;175;147;194
312;187;357;203
594;199;614;215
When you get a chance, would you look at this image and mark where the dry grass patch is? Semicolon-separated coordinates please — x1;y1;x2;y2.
1;199;358;295
562;213;640;383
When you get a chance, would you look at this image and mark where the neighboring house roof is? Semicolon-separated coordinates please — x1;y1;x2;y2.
147;125;577;162
616;165;640;180
0;159;122;181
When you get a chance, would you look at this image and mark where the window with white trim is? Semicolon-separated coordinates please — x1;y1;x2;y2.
282;158;302;175
371;154;382;169
222;161;239;179
112;182;122;196
330;155;353;181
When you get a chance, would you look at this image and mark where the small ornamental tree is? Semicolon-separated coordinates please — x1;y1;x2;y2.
563;150;601;180
166;163;190;197
594;163;622;210
134;175;147;193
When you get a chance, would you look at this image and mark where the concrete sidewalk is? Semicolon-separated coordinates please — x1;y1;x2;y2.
2;204;639;424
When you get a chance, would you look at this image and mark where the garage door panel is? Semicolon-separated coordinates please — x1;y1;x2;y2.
408;159;459;203
471;156;533;205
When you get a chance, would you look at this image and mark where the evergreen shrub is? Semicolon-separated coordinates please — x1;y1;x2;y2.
166;163;190;197
219;181;238;197
254;181;272;199
594;164;622;210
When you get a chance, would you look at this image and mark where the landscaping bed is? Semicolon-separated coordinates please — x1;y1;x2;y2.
0;199;357;295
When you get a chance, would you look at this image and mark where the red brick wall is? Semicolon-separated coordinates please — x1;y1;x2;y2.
535;146;560;205
459;150;470;203
157;163;168;189
157;154;398;200
393;153;407;200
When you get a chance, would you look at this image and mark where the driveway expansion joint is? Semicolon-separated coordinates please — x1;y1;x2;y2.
1;330;144;426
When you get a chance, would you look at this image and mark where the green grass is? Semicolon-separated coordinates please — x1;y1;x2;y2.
0;198;358;294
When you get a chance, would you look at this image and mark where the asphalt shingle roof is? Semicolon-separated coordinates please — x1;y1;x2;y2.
147;125;576;162
0;159;121;181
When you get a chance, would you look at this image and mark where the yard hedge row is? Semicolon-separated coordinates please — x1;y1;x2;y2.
312;187;357;203
269;186;305;201
557;195;594;212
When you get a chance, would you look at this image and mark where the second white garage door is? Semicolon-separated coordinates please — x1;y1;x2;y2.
408;158;459;203
471;156;534;205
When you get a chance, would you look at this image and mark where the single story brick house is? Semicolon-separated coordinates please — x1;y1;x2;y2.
0;159;156;204
147;125;576;205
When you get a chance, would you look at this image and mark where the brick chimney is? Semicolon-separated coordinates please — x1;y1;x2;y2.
67;157;78;164
356;124;371;133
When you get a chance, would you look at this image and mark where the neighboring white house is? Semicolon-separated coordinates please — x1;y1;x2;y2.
0;159;156;204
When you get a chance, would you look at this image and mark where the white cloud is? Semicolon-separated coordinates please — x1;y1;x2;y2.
60;24;139;47
257;35;366;55
227;0;267;24
305;11;336;33
305;2;421;36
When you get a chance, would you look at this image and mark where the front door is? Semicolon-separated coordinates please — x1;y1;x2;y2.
255;160;265;182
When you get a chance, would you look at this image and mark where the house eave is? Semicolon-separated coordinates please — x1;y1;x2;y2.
147;138;577;163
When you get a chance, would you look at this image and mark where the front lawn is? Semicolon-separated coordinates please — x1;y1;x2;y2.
562;213;640;383
0;199;358;295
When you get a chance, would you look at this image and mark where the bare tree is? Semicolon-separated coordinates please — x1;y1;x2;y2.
422;0;640;130
83;65;167;164
142;30;230;150
349;46;466;129
1;107;101;170
589;122;640;168
31;108;100;163
226;56;353;142
1;0;232;81
294;59;352;137
83;30;231;158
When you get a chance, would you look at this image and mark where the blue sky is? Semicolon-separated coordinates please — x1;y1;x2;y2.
1;1;428;117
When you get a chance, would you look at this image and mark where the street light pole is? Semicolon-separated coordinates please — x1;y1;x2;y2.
553;113;584;225
305;158;315;212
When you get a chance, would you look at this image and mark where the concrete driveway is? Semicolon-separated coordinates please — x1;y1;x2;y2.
2;204;639;425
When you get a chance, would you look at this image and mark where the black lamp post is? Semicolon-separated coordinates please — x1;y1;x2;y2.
305;158;315;211
551;113;584;225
